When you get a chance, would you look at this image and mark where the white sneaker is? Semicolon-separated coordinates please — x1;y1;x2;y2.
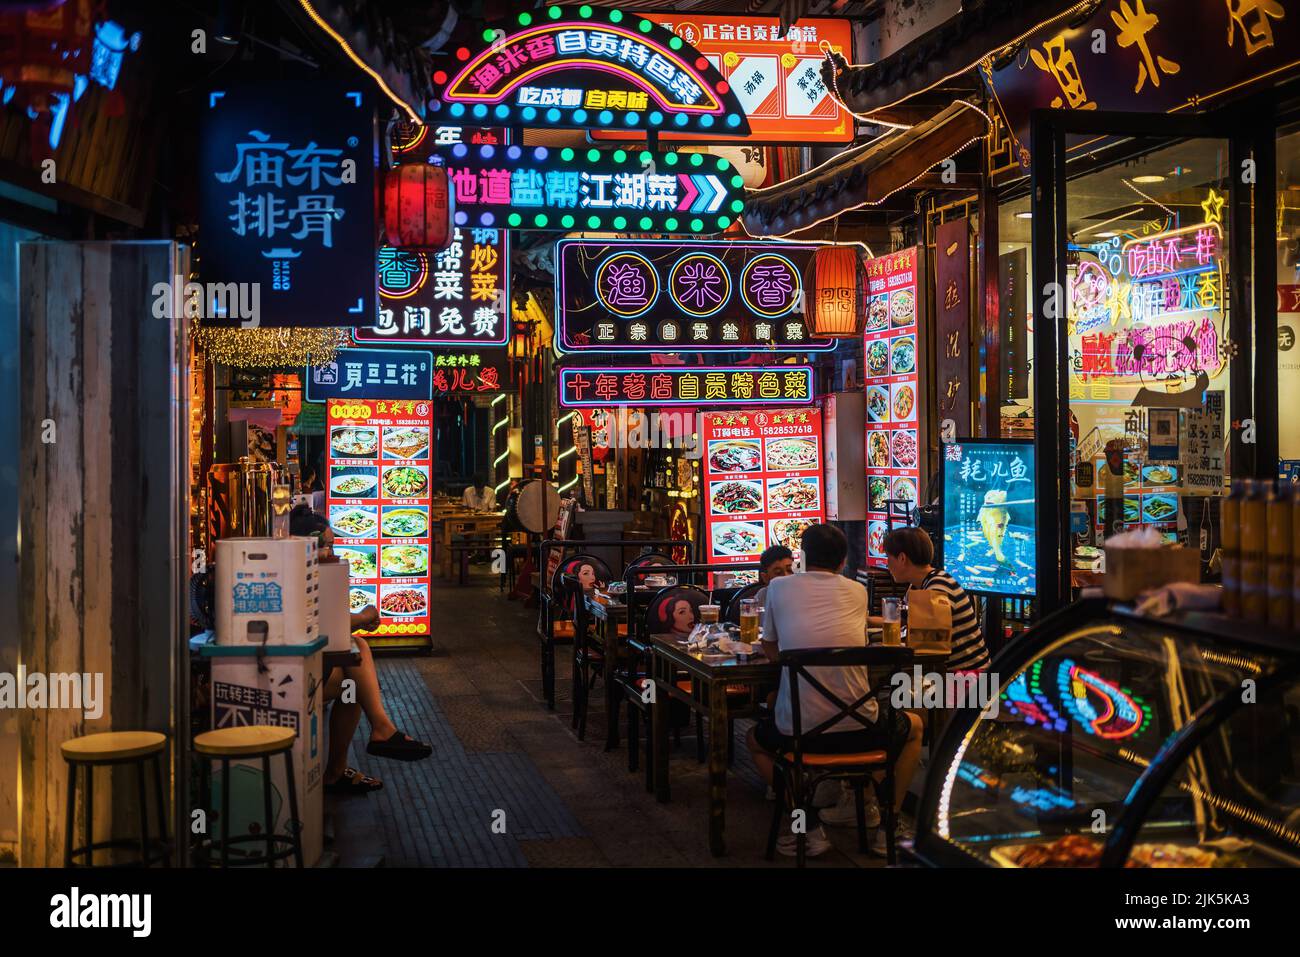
819;789;881;829
776;825;832;858
811;778;842;808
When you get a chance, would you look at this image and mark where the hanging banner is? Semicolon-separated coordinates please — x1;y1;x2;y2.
987;0;1300;170
1000;248;1030;400
934;218;971;436
595;15;852;144
864;247;924;567
558;364;814;408
702;408;825;564
326;398;435;646
435;142;744;233
556;238;837;352
434;6;750;136
199;82;376;327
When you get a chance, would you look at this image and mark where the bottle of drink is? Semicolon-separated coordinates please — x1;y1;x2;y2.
1240;479;1268;622
1222;479;1242;617
1267;480;1293;629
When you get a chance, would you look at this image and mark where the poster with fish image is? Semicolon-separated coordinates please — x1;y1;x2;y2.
941;439;1036;597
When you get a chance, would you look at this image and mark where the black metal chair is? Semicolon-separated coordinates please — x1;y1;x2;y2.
565;573;605;741
763;645;914;868
724;581;764;624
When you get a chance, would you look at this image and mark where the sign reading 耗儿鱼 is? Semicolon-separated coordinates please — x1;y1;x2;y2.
558;365;814;408
556;238;837;351
437;7;749;136
437;142;744;233
595;15;852;144
353;230;509;346
307;348;433;402
200;83;376;327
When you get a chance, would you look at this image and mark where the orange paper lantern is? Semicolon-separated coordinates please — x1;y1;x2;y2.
805;246;866;338
383;163;451;250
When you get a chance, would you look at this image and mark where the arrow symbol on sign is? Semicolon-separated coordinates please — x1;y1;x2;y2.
677;174;699;212
692;175;725;214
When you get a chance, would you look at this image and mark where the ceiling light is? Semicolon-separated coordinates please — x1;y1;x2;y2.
1015;211;1033;219
1132;174;1166;184
1096;231;1118;238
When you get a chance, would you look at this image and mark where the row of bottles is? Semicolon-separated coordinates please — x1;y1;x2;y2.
1222;478;1299;628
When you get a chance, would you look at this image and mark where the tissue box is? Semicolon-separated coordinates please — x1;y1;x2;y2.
1103;545;1200;601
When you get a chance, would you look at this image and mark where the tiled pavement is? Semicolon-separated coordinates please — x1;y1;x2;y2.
328;570;898;867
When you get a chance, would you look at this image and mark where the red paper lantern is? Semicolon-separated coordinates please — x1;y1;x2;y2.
383;163;451;250
805;245;867;338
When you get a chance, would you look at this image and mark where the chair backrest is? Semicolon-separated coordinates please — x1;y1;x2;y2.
561;574;591;645
643;584;709;641
622;552;676;585
780;645;915;755
551;553;612;604
724;581;763;624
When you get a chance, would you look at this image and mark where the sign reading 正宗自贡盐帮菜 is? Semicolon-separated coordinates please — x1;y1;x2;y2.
200;82;376;328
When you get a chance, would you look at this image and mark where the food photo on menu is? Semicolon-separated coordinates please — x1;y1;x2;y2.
382;464;429;498
330;504;379;539
710;479;764;515
707;438;762;473
381;505;430;538
382;425;431;459
330;465;379;499
380;583;429;617
764;435;818;470
712;520;765;557
334;544;378;579
766;476;819;513
331;425;379;459
770;517;818;551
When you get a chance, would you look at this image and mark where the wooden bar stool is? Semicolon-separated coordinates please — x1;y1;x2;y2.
194;726;304;869
61;731;170;867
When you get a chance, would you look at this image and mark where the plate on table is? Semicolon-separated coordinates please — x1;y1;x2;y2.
891;429;918;469
1143;493;1178;523
349;586;376;613
892;383;915;421
766;477;819;512
869;476;889;512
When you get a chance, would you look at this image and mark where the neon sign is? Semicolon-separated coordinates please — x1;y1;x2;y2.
434;6;749;135
556;239;835;352
1056;659;1150;740
559;365;814;408
436;143;744;233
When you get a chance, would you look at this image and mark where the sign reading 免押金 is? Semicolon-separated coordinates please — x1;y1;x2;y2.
556;238;837;351
200;82;376;327
558;365;814;408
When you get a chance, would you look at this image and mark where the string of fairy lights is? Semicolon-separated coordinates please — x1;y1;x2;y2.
193;323;351;368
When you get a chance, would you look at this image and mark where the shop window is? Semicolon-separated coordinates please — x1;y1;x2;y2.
1278;124;1300;478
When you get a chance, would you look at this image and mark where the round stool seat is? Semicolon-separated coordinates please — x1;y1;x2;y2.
194;726;295;757
62;731;165;762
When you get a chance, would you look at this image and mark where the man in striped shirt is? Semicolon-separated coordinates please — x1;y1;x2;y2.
879;527;990;671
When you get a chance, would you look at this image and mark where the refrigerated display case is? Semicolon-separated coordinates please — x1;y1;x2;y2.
914;599;1300;868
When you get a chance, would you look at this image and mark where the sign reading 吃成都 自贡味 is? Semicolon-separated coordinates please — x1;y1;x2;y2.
558;365;814;408
701;408;826;565
435;8;750;136
199;83;376;327
593;15;853;144
863;247;923;567
556;239;837;352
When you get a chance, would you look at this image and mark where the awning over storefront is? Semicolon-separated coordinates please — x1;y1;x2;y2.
741;101;990;237
820;0;1096;116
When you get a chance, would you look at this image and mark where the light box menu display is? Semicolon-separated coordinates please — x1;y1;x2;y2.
326;399;434;645
864;247;923;566
702;408;824;565
941;439;1037;597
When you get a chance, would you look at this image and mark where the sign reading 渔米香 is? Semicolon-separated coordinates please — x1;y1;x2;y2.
558;365;813;408
200;83;376;327
595;15;852;144
435;6;749;136
557;239;837;352
438;142;744;233
307;348;433;402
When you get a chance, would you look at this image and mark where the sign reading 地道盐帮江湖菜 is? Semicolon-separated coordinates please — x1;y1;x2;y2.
435;6;750;136
556;239;839;352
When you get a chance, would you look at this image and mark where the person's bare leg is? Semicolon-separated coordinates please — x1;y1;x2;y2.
323;670;362;783
341;637;403;743
876;711;923;812
746;725;775;786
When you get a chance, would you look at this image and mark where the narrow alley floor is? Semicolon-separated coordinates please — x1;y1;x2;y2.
328;570;907;867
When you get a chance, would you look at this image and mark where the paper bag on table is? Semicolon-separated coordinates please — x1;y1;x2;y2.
908;589;953;649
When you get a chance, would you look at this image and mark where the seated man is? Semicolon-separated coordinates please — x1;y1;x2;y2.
753;544;793;606
290;506;433;795
747;523;922;857
461;474;496;511
877;526;990;672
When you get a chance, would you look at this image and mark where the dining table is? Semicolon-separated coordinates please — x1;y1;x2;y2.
433;510;504;578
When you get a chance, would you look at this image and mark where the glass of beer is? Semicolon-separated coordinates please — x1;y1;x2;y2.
739;598;760;644
699;603;721;624
881;597;902;646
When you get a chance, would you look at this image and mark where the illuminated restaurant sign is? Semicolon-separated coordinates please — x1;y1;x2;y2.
558;365;814;408
433;6;749;136
556;239;836;351
595;15;852;143
199;82;376;327
352;232;509;346
436;142;744;233
702;408;825;564
307;348;434;402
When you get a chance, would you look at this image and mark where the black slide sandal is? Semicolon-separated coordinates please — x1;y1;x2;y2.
366;731;433;761
324;767;383;794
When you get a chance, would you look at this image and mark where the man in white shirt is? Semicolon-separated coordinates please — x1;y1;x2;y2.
462;475;496;511
746;523;922;857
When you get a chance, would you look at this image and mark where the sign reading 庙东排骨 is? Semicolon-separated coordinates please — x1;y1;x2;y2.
435;6;750;137
558;365;814;408
437;142;745;233
556;239;839;352
200;83;376;327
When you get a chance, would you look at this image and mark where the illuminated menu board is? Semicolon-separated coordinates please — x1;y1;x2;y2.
326;399;434;646
864;247;923;567
702;408;824;565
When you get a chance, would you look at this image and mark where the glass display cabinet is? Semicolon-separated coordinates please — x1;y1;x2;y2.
914;599;1300;868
